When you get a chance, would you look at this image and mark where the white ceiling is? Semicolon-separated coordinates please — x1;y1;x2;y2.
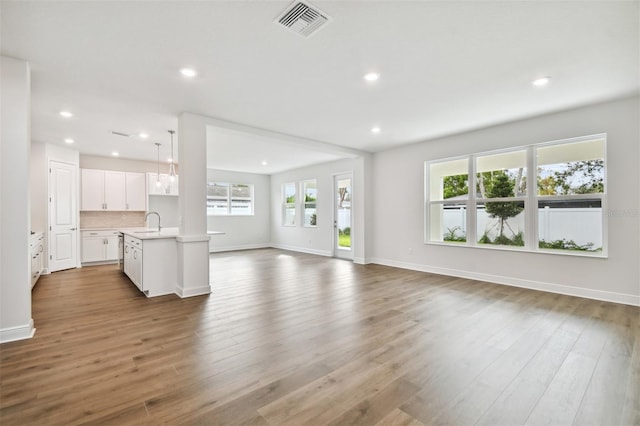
1;1;638;174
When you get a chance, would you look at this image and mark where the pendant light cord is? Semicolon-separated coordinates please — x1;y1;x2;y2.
155;142;161;184
168;130;176;179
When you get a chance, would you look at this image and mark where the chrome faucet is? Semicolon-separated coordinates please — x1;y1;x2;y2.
145;211;161;231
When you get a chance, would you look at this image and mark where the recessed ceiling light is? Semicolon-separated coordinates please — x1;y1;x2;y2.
64;138;74;144
111;151;119;156
59;110;73;118
371;126;381;134
139;133;149;139
363;72;380;82
532;76;551;86
261;161;268;166
180;68;197;78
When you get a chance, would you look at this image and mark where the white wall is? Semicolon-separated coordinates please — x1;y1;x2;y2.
270;158;365;258
1;56;34;342
80;154;177;174
30;142;47;234
371;96;640;305
207;169;270;252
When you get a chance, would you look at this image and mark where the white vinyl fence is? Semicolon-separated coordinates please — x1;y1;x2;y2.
443;207;602;247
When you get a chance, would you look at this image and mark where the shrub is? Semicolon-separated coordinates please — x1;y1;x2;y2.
539;239;599;251
478;232;492;244
443;226;466;242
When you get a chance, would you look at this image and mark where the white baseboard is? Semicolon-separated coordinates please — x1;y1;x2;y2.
0;319;35;344
269;244;332;257
209;243;270;253
369;257;640;307
175;285;211;298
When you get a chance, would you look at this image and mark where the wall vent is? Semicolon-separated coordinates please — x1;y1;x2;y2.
275;1;331;38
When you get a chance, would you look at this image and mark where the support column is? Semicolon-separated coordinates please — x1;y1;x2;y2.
175;113;210;297
0;56;34;342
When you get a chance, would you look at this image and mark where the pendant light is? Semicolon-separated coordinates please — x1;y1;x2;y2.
168;130;176;182
154;142;162;187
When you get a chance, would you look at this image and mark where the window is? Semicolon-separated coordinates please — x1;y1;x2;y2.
476;150;527;247
536;138;604;253
302;179;317;227
207;182;254;216
427;158;469;243
425;134;606;256
207;182;229;215
282;182;296;226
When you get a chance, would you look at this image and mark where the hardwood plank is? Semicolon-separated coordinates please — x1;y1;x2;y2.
375;408;425;426
326;377;421;425
0;248;637;426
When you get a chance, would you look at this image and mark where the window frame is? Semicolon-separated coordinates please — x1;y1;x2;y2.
425;134;607;257
207;181;255;216
302;179;318;228
282;182;296;227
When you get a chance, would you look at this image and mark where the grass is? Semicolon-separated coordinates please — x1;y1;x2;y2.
339;233;351;248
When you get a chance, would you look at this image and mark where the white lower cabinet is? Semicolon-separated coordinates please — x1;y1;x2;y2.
124;236;143;291
82;230;120;263
123;234;176;297
30;233;44;289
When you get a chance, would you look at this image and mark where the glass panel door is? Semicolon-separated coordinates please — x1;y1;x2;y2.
334;174;352;259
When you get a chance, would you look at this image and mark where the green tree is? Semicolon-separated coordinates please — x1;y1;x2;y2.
553;160;604;195
537;175;557;195
443;174;468;199
485;173;523;242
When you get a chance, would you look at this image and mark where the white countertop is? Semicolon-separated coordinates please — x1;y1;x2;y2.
120;227;179;240
120;228;225;240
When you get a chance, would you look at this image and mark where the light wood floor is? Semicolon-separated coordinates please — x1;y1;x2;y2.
1;248;638;425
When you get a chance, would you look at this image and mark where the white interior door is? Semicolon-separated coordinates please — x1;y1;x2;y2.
49;160;78;272
334;174;353;260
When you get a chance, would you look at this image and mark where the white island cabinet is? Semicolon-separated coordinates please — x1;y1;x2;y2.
122;230;178;297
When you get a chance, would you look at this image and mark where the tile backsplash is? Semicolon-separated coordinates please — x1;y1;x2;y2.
80;211;147;229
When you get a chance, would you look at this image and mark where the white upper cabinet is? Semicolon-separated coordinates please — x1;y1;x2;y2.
81;169;106;210
125;172;147;210
81;169;147;211
104;170;126;210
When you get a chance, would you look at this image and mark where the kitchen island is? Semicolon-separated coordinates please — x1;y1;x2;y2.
120;228;224;297
121;227;180;297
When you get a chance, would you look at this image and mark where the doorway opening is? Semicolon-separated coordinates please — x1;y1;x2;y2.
334;173;353;260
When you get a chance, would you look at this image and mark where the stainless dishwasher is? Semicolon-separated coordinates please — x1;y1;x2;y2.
118;232;124;272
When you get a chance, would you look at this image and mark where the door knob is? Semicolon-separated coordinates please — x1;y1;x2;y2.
69;227;77;231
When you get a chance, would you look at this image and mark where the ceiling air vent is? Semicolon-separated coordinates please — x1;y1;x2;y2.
111;131;131;137
275;1;331;38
